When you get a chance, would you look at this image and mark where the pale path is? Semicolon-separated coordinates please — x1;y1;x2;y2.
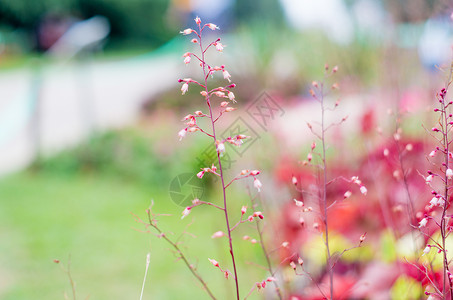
0;50;181;176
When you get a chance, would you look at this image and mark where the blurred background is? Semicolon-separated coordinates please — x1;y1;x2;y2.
0;0;452;299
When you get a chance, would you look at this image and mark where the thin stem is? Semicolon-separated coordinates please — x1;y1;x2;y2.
139;253;150;300
142;212;217;300
319;82;334;300
198;24;240;299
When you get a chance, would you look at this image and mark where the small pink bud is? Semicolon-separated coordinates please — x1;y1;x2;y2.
187;127;199;133
281;241;289;248
194;110;203;116
423;245;431;255
242;235;250;240
307;153;312;162
294;199;303;207
197;170;205;179
217;143;225;155
225;107;236;112
215;42;224;52
254;178;262;192
181;82;189;95
290;261;297;270
208;258;219;267
426;175;433;184
266;277;277;282
447;169;453;179
292;176;298;185
360;185;367;195
312;81;318;88
359;233;366;243
178;129;187;141
429;151;436;158
247;216;254;222
311;142;316;150
180;28;194;35
194;16;201;24
250;239;257;244
298;257;304;266
332;66;338;73
432;127;440;132
313;222;320;230
419;218;428;228
250;170;260;176
241;206;247;215
192;198;200;205
207;23;219;30
344;191;352;199
191;38;198;43
211;231;225;238
406;144;413;151
228;91;236;102
223;70;231;82
383;148;389;156
240;169;249;175
299;216;305;226
253;211;264;219
184;56;191;64
220;101;229;107
224;271;229;279
200;91;207;97
181;207;191;219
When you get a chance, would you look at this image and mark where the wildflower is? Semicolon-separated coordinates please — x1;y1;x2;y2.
419;218;428;228
298;257;304;266
211;231;225;238
217;142;225;156
383;148;389;156
254;178;262;192
429;151;436;157
290;261;297;270
197;170;205;179
359;233;366;243
241;206;247;215
299;217;305;226
225;107;236;112
426;175;433;184
343;190;352;199
250;239;258;244
281;241;289;248
423;245;431;255
307;153;312;162
332;66;338;73
360;185;368;195
292;176;298;185
253;211;264;219
178;129;187;141
184;56;191;64
406;144;413;151
181;83;189;95
181;207;191;219
180;28;193;35
207;23;219;30
223;70;231;82
220;101;229;107
242;235;250;240
311;142;316;150
447;168;453;179
208;258;219;267
294;199;303;207
191;38;198;43
228;91;235;102
266;277;277;282
250;170;260;176
195;16;201;24
215;42;224;52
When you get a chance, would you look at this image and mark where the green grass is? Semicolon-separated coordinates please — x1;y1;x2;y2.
0;171;270;299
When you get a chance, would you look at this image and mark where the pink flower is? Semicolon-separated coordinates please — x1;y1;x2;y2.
241;206;247;215
344;191;352;199
447;168;453;179
178;129;187;141
293;199;303;207
197;170;205;179
429;150;436;157
216;142;225;156
254;178;262;192
181;207;191;219
360;185;367;195
253;211;264;219
208;258;219;267
195;16;201;25
206;23;219;30
211;231;225;238
184;56;191;64
292;176;298;185
419;218;428;228
215;42;224;52
266;277;277;282
180;28;193;35
223;70;231;82
181;83;189;95
426;175;433;184
228;91;235;102
290;261;297;270
383;148;389;156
